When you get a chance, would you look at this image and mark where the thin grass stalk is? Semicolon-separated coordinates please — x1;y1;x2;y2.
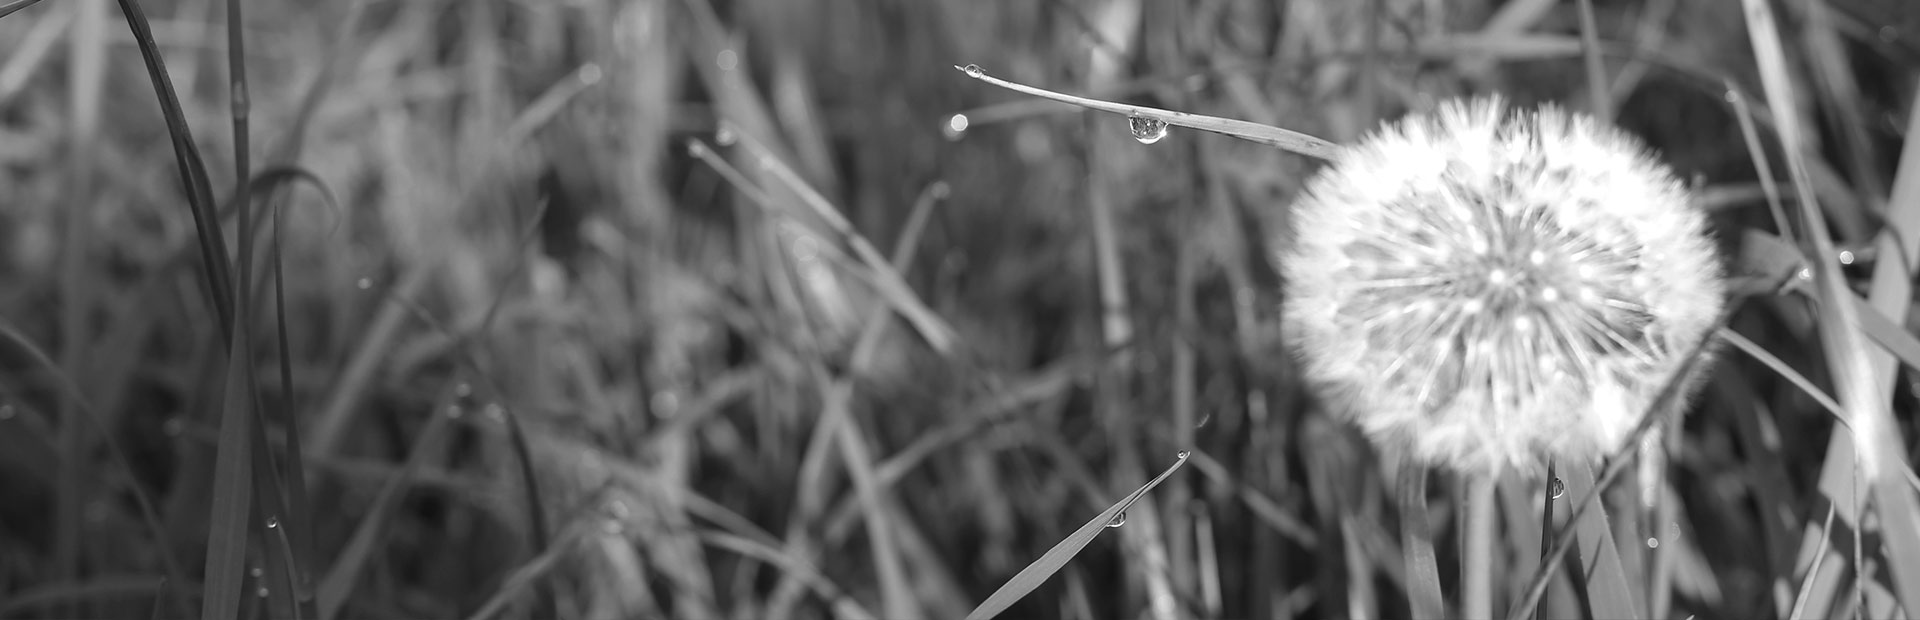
55;0;106;616
1534;462;1558;620
1463;474;1496;620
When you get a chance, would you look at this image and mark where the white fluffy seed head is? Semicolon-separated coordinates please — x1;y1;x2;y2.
1279;97;1724;477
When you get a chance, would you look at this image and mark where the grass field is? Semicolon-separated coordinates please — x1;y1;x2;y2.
1;0;1918;619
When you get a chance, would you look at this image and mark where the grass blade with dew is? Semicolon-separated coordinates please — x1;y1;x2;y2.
1397;460;1445;620
964;449;1192;620
1743;2;1920;617
952;64;1338;160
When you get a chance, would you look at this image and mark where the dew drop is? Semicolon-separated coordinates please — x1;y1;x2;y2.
943;113;970;141
163;417;185;437
356;277;372;290
1128;116;1169;144
256;587;270;598
576;63;603;86
715;126;737;146
715;49;738;71
1548;477;1565;499
1839;250;1855;265
250;566;264;578
1647;537;1660;549
446;404;464;419
265;516;279;529
1106;512;1127;528
958;64;984;78
1195;411;1211;428
1176;449;1191;460
1796;267;1813;281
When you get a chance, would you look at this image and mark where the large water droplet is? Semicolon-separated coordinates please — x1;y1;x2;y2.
1106;512;1127;528
1176;450;1191;460
265;516;279;529
1129;116;1169;144
1548;478;1565;499
943;114;970;141
958;64;984;78
1646;537;1660;549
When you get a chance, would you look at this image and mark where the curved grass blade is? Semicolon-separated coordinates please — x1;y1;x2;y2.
0;320;194;619
0;0;45;20
965;449;1191;620
953;64;1338;160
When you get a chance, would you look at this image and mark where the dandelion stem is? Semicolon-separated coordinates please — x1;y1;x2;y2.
1464;475;1497;620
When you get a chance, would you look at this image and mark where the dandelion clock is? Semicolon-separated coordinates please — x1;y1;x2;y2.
1280;97;1724;477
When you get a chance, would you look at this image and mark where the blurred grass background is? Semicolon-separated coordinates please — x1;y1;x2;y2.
0;0;1918;619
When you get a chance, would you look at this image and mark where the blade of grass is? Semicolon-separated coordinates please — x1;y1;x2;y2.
0;320;195;619
713;124;958;356
0;0;45;19
1462;474;1497;620
1564;462;1638;620
1398;460;1445;620
953;64;1338;160
1574;0;1612;122
965;450;1191;620
1744;3;1920;618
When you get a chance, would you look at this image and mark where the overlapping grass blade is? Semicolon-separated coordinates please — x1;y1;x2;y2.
1564;463;1637;619
1397;461;1445;620
965;450;1191;620
1742;1;1920;617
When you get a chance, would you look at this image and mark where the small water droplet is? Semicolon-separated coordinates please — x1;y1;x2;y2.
716;49;738;71
356;277;372;290
163;417;184;437
1548;478;1565;499
715;126;736;146
250;566;264;578
1106;512;1127;528
1128;116;1169;144
1839;250;1855;265
256;587;270;598
577;63;603;85
265;516;279;529
455;383;472;398
1176;450;1192;460
1647;537;1660;549
943;113;970;140
958;64;984;78
1797;267;1813;281
0;405;13;421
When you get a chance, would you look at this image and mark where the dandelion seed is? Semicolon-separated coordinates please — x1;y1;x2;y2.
1280;97;1724;475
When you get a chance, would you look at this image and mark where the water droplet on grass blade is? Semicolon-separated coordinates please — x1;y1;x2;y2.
1176;450;1191;460
356;277;372;290
715;126;736;146
716;49;738;71
1548;478;1565;499
1647;537;1660;549
958;64;984;78
265;516;279;529
1129;116;1169;144
1106;512;1127;528
943;114;970;140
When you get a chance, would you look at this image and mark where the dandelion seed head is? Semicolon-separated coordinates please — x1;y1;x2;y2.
1280;97;1724;476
